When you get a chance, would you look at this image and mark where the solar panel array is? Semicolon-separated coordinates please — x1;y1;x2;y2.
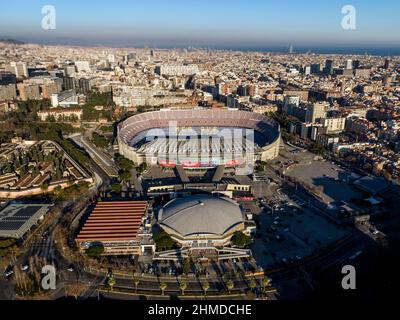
0;205;50;237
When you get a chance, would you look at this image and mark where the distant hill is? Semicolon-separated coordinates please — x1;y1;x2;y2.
0;38;25;44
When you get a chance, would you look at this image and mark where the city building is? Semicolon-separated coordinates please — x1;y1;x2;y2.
0;84;17;101
50;89;78;107
321;117;346;134
6;61;28;78
324;59;334;75
17;83;41;101
76;201;154;256
37;108;82;121
75;61;91;73
0;71;16;85
0;203;53;239
305;102;327;123
155;65;199;77
158;194;246;247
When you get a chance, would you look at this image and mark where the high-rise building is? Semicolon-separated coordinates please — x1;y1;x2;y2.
384;58;390;69
321;117;346;134
63;77;77;90
17;83;41;101
324;60;334;75
352;60;360;69
41;82;62;99
247;84;257;97
78;78;97;93
283;96;300;115
75;61;91;73
311;63;322;74
345;59;353;70
216;82;229;96
237;85;248;97
6;62;28;78
124;53;137;64
107;54;115;63
305;102;327;123
0;72;16;85
0;84;17;100
64;65;76;77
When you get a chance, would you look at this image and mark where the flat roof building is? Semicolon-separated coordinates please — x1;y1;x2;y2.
0;204;53;239
76;201;154;256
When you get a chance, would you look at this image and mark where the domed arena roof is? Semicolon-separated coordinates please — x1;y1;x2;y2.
159;194;244;238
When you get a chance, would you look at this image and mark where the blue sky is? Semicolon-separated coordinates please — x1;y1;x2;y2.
1;0;400;50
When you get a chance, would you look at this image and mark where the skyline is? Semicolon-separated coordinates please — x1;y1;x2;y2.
1;0;400;54
1;1;400;305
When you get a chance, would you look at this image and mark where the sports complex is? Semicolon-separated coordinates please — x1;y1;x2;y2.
117;108;281;169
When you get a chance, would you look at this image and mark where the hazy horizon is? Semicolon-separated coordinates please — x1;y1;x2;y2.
1;0;400;55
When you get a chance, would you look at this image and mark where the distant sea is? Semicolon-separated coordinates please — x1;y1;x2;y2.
4;36;400;56
208;46;400;56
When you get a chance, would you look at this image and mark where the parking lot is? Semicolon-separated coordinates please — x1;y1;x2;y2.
286;160;365;204
250;197;350;269
137;255;260;278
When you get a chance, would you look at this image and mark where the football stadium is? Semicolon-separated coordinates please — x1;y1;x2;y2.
117;108;281;169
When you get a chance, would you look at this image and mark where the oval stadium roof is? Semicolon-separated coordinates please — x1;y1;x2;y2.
159;194;244;237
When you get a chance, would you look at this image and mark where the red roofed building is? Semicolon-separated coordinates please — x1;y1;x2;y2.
76;201;154;256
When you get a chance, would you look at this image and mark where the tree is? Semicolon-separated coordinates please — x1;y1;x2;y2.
201;281;210;296
159;282;167;296
262;276;270;289
137;162;148;174
231;232;252;248
153;230;176;251
249;278;257;292
115;154;134;171
132;276;140;293
308;143;326;156
111;183;122;193
222;272;230;283
118;170;131;182
179;280;187;296
40;183;49;191
107;276;116;291
92;132;109;149
85;245;104;258
226;280;234;294
182;258;190;275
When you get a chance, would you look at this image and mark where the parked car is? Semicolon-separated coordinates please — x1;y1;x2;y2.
21;264;29;271
4;265;14;278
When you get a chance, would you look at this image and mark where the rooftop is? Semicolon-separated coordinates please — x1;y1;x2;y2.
76;201;148;243
159;194;244;237
0;203;53;238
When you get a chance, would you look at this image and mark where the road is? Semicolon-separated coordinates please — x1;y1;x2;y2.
83;270;264;297
70;133;118;178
